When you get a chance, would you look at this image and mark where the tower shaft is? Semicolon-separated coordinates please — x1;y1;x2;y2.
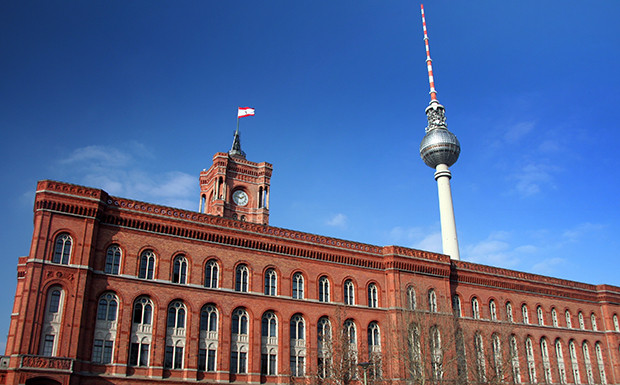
435;164;460;260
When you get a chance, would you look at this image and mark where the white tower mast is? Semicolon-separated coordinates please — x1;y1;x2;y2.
419;4;461;260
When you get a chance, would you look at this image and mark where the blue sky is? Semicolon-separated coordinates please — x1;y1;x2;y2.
1;1;619;351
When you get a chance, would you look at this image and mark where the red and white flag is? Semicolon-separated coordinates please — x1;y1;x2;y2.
238;107;255;118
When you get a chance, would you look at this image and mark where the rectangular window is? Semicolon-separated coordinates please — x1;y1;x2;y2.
207;349;216;372
239;352;247;374
261;353;268;375
164;346;174;369
42;334;55;356
129;343;139;366
269;353;276;375
92;339;103;362
103;340;114;364
174;346;183;369
139;343;149;367
231;351;238;374
199;349;207;371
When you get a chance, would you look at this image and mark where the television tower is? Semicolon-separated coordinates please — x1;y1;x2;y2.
419;4;461;260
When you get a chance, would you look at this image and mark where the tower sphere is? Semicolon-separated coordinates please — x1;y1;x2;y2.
420;128;460;168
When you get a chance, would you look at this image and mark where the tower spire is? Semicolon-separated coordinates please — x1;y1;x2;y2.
418;4;461;260
229;126;246;159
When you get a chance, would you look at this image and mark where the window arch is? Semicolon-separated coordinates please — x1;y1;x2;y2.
368;283;378;308
582;342;595;384
525;337;537;384
97;292;118;321
452;295;461;317
129;296;153;367
344;279;355;305
407;286;416;310
172;255;188;284
138;250;156;280
556;339;567;384
472;297;480;319
231;308;249;374
105;245;121;274
613;314;619;332
199;304;218;372
235;264;249;292
164;301;186;369
491;333;502;380
541;338;553;384
52;233;72;264
92;292;118;364
430;326;442;380
167;301;186;329
40;287;65;356
537;306;544;325
565;310;572;328
290;314;306;377
552;307;559;327
522;304;529;324
317;316;332;379
428;289;437;312
506;301;514;322
292;272;304;299
489;299;497;321
204;259;219;288
474;332;486;382
344;319;357;346
590;313;598;331
595;342;607;384
579;311;585;329
261;311;278;376
264;268;277;296
367;321;382;379
569;340;581;384
509;335;522;384
318;276;330;302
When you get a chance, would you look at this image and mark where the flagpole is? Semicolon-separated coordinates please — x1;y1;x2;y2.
236;107;240;134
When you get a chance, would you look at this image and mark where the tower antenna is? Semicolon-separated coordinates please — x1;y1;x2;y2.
421;4;438;102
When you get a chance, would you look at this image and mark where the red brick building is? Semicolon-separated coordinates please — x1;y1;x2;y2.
1;146;619;385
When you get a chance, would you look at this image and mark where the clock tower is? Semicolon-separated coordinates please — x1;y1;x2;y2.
198;128;272;225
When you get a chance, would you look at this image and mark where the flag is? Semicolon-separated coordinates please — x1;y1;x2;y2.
238;107;255;118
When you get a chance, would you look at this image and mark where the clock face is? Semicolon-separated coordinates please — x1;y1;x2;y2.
232;190;249;206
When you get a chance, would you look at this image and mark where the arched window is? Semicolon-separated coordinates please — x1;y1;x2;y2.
552;307;559;327
130;296;153;367
231;308;249;374
290;314;306;377
344;319;357;346
430;326;442;380
428;289;437;313
452;295;461;317
344;279;355;305
92;292;119;364
52;233;72;264
409;323;422;380
199;304;218;372
489;300;497;321
367;322;382;379
509;335;522;384
235;264;249;292
569;340;581;384
506;302;514;322
522;305;529;324
40;287;64;356
317;317;331;379
407;286;416;310
492;333;502;380
613;314;619;332
565;310;572;328
472;297;480;319
541;338;553;384
590;313;598;331
318;276;330;302
595;342;607;384
264;268;277;296
474;332;486;382
204;259;219;288
579;311;585;329
526;337;537;383
105;245;121;274
556;339;567;384
292;272;304;299
138;250;156;280
368;283;378;308
164;301;186;369
261;311;278;376
172;255;188;284
537;306;544;325
582;342;595;384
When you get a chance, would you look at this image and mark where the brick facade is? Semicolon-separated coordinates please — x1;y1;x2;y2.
0;155;619;385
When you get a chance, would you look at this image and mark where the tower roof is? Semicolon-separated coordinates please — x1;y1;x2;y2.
228;127;246;159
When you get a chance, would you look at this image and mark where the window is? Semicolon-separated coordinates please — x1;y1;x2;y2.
526;337;537;384
541;338;553;384
164;301;186;369
452;295;461;317
235;264;249;292
474;332;486;382
368;283;378;308
317;317;332;379
579;311;585;329
138;250;156;280
52;233;72;264
172;255;188;284
552;307;559;327
595;343;607;384
489;300;497;321
613;314;619;332
506;302;514;322
522;304;529;324
537;306;544;325
231;308;249;374
292;272;304;299
556;339;567;384
129;338;150;367
199;304;218;372
367;322;382;379
261;312;278;376
407;286;416;310
97;292;118;321
428;289;437;313
319;276;330;302
409;323;422;380
430;326;442;380
105;245;121;274
130;296;153;367
510;335;522;384
290;314;306;377
590;313;598;331
344;279;355;305
92;339;114;364
492;334;502;380
204;259;219;288
565;310;572;328
472;297;480;319
582;343;595;384
132;297;153;325
264;268;277;296
167;301;186;329
569;340;581;384
344;319;357;346
40;287;64;357
164;343;184;370
42;335;55;357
